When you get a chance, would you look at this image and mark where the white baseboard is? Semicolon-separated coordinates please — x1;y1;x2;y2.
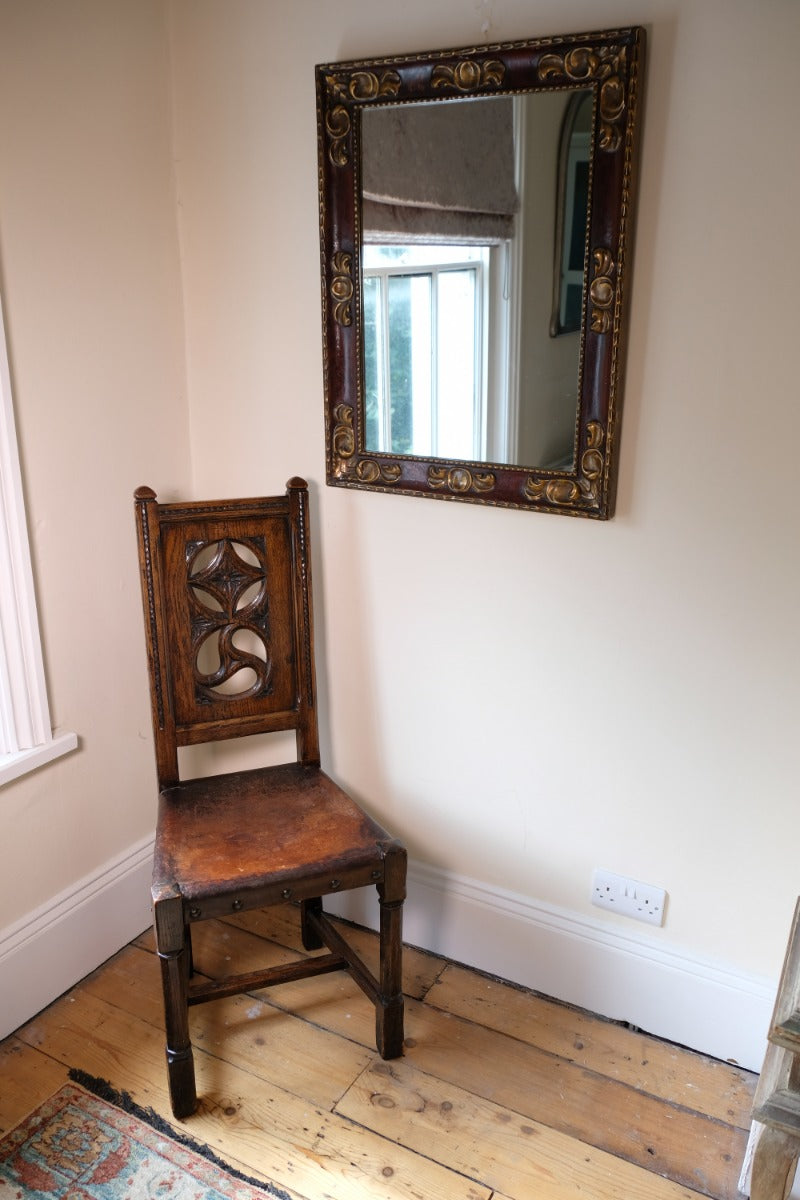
2;844;775;1072
0;835;154;1041
329;859;775;1072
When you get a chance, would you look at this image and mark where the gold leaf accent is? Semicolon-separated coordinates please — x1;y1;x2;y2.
524;477;583;506
355;459;402;484
599;76;626;149
325;70;402;103
332;404;355;475
324;73;351;103
539;47;602;82
431;59;505;93
538;44;628;152
581;423;606;482
524;423;605;508
589;249;616;334
428;466;496;494
325;105;351;166
324;70;401;164
331;421;402;484
330;251;354;326
348;70;401;101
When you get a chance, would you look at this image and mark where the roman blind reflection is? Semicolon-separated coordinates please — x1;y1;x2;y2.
361;97;518;244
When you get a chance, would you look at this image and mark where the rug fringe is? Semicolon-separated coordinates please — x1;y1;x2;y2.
68;1069;292;1200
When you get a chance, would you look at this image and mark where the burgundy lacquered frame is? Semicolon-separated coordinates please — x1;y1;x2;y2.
316;27;645;518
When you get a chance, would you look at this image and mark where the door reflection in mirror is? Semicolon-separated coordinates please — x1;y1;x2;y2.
551;91;593;338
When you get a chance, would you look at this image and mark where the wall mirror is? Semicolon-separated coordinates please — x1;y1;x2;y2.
316;27;645;518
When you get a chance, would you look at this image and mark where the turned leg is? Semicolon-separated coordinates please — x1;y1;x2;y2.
751;1126;799;1200
376;843;406;1059
153;890;197;1119
300;897;324;950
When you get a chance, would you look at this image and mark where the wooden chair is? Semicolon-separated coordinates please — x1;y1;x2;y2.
133;479;406;1118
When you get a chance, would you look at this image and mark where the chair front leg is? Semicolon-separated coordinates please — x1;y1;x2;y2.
376;842;406;1059
153;889;197;1118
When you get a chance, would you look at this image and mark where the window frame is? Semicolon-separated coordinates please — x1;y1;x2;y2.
362;245;493;462
0;293;77;785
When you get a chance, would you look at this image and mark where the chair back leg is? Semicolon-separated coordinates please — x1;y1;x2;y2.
300;897;324;951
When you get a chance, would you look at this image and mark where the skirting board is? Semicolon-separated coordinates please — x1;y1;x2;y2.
1;844;775;1071
0;835;154;1042
329;859;776;1073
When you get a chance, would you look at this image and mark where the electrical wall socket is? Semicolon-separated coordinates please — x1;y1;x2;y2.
591;868;666;926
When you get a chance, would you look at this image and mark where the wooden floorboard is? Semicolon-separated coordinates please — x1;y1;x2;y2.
1;904;756;1200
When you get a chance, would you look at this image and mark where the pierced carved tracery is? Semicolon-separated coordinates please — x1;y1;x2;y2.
186;538;272;703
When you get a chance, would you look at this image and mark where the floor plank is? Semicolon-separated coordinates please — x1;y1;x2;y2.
399;998;747;1199
170;917;747;1198
81;943;372;1109
2;907;757;1200
429;962;755;1126
337;1057;701;1200
14;989;490;1200
0;1037;68;1132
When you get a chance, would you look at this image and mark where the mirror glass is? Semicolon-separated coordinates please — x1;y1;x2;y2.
316;29;645;518
361;91;592;471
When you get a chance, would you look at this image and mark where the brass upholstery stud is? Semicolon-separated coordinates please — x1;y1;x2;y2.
281;888;292;899
189;907;201;919
231;899;243;911
330;879;341;890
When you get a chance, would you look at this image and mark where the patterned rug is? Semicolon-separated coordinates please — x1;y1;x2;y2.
0;1073;289;1199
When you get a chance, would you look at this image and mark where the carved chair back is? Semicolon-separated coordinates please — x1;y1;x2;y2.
134;479;319;788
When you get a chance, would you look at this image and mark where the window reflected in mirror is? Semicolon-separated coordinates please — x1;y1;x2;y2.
361;90;595;472
363;244;487;461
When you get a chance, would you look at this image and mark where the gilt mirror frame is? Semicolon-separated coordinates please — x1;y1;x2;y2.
316;26;645;519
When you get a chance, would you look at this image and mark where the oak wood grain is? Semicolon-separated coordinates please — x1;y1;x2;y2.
3;909;756;1200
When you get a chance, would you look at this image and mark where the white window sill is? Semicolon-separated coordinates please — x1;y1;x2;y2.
0;731;78;786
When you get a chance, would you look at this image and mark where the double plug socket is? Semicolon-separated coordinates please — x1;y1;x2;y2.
591;868;666;927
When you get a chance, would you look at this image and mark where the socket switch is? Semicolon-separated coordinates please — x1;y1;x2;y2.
591;868;666;927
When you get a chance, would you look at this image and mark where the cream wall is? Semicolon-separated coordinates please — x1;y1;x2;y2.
0;1;190;923
169;0;800;982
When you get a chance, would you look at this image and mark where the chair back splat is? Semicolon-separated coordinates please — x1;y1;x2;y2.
134;478;406;1119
